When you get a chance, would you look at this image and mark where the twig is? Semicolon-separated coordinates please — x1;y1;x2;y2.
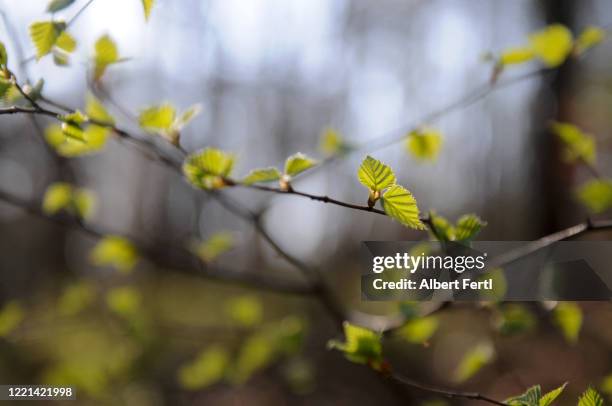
66;0;96;27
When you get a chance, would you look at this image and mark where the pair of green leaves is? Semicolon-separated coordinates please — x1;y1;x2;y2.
183;148;236;190
328;322;383;370
428;212;486;242
505;383;567;406
42;182;96;219
29;21;77;65
138;103;201;145
242;153;317;188
90;236;139;273
358;156;424;230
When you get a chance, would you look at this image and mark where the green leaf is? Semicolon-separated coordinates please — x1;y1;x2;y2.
601;373;612;397
106;286;141;318
174;104;202;130
226;296;263;327
42;182;73;215
72;188;96;219
553;302;582;344
578;387;604;406
575;26;606;56
550;121;596;165
499;47;535;66
577;179;612;214
327;322;383;367
58;282;95;316
0;77;11;100
0;41;7;66
528;24;573;67
183;148;235;190
506;385;542;406
90;236;138;273
539;383;568;406
395;316;438;344
454;214;486;242
47;0;76;12
55;31;76;53
191;232;234;262
29;21;65;59
479;267;507;301
46;123;110;157
453;343;494;383
0;301;24;337
242;167;281;184
86;93;114;125
61;110;88;125
495;304;536;335
357;155;396;192
319;128;348;156
406;128;443;161
141;0;155;21
381;185;425;230
93;34;119;81
139;104;176;132
284;153;317;177
178;346;229;390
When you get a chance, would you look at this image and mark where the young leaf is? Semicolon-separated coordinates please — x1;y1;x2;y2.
395;316;438;344
578;387;604;406
106;286;141;318
0;41;7;66
47;0;76;12
495;304;536;335
551;122;596;164
90;236;138;273
72;189;96;219
553;302;582;344
93;34;119;81
454;214;486;242
539;382;568;406
319;128;348;156
577;179;612;214
55;31;76;53
86;93;115;125
191;232;234;262
139;104;176;133
0;301;24;337
505;385;542;406
453;343;494;383
30;21;65;59
141;0;155;21
327;322;383;367
284;153;317;177
42;182;73;215
381;185;425;230
358;156;396;192
46;123;109;157
499;47;535;66
183;148;235;190
242;167;281;184
178;346;229;390
406;128;443;161
226;296;263;327
528;24;573;67
575;26;606;56
174;104;202;130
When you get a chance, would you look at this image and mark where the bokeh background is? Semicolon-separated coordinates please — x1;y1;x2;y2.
0;0;612;404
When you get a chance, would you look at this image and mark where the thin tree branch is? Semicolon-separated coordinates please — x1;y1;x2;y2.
66;0;96;27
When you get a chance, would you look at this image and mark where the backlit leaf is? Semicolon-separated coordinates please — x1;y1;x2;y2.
381;185;425;230
178;346;229;390
90;236;138;273
506;385;541;406
539;383;568;406
47;0;76;12
226;296;263;327
454;214;486;242
406;128;443;161
577;179;612;214
93;35;119;81
357;156;396;192
141;0;155;21
396;316;438;344
191;232;234;262
30;21;65;59
242;167;281;184
495;304;536;335
528;24;573;67
327;322;382;367
601;373;612;397
0;301;24;337
42;182;73;215
284;153;317;177
578;387;604;406
183;148;235;190
45;123;109;157
86;93;114;125
174;104;202;130
553;302;582;344
575;26;606;55
0;41;7;66
72;188;96;219
55;31;76;53
139;104;176;132
319;128;348;156
551;121;596;164
453;343;494;383
499;47;535;65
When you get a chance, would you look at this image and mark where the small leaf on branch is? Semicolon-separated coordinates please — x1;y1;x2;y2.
406;128;443;161
0;41;7;67
178;346;229;390
45;123;109;157
319;128;349;156
539;382;568;406
357;155;395;192
284;153;317;177
0;301;24;337
550;121;596;164
90;236;139;273
174;104;202;131
191;232;234;262
575;26;606;56
55;31;77;53
553;302;582;344
327;322;383;369
528;24;573;67
381;185;425;230
42;182;73;214
577;179;612;214
29;21;66;59
141;0;155;21
106;286;141;318
495;304;536;336
226;296;263;327
499;47;535;66
395;316;438;344
505;385;541;406
86;93;115;124
93;34;120;81
453;342;494;383
46;0;76;13
578;387;604;406
183;147;235;190
139;104;175;132
242;167;281;184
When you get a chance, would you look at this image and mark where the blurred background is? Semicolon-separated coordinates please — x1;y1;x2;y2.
0;0;612;404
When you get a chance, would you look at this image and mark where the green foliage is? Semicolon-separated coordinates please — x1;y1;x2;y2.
139;103;201;145
183;147;235;190
499;47;535;65
106;287;141;318
358;155;396;192
395;316;438;344
453;342;494;383
86;93;114;125
577;179;612;214
601;373;612;398
382;185;425;229
29;21;66;59
57;282;96;316
430;212;487;242
578;387;604;406
93;35;120;81
226;296;263;327
495;304;536;335
242;167;281;184
0;301;24;337
45;122;109;157
328;322;383;369
553;302;582;344
90;236;139;273
55;31;76;53
191;232;234;263
178;346;229;390
575;26;606;56
47;0;76;12
42;182;96;219
141;0;155;21
528;24;573;67
0;41;7;67
284;153;317;177
319;128;349;156
550;122;596;165
505;383;567;406
479;267;507;301
406;128;443;161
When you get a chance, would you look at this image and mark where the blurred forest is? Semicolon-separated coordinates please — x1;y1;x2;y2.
0;0;612;405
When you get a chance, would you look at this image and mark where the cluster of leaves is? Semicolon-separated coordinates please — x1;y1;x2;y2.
428;212;486;243
327;322;385;370
42;182;96;219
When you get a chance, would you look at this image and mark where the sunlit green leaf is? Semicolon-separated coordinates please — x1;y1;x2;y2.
406;128;443;161
242;167;281;185
0;41;7;66
429;212;486;242
319;128;348;156
141;0;155;21
453;342;494;383
72;188;96;219
174;104;202;130
29;21;65;59
284;153;317;177
58;282;95;316
90;236;138;273
577;179;612;214
106;286;141;318
381;185;425;230
183;147;235;190
578;387;604;406
47;0;76;12
45;123;109;157
575;26;606;56
551;121;596;165
357;155;396;192
139;104;176;132
479;267;507;301
327;322;383;367
93;34;119;81
42;182;73;215
499;47;535;65
191;232;234;262
178;346;229;390
528;24;573;67
86;93;114;125
505;385;541;406
226;296;263;327
396;316;438;344
55;31;76;53
0;301;24;337
539;383;568;406
601;373;612;397
495;304;536;335
553;302;582;344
